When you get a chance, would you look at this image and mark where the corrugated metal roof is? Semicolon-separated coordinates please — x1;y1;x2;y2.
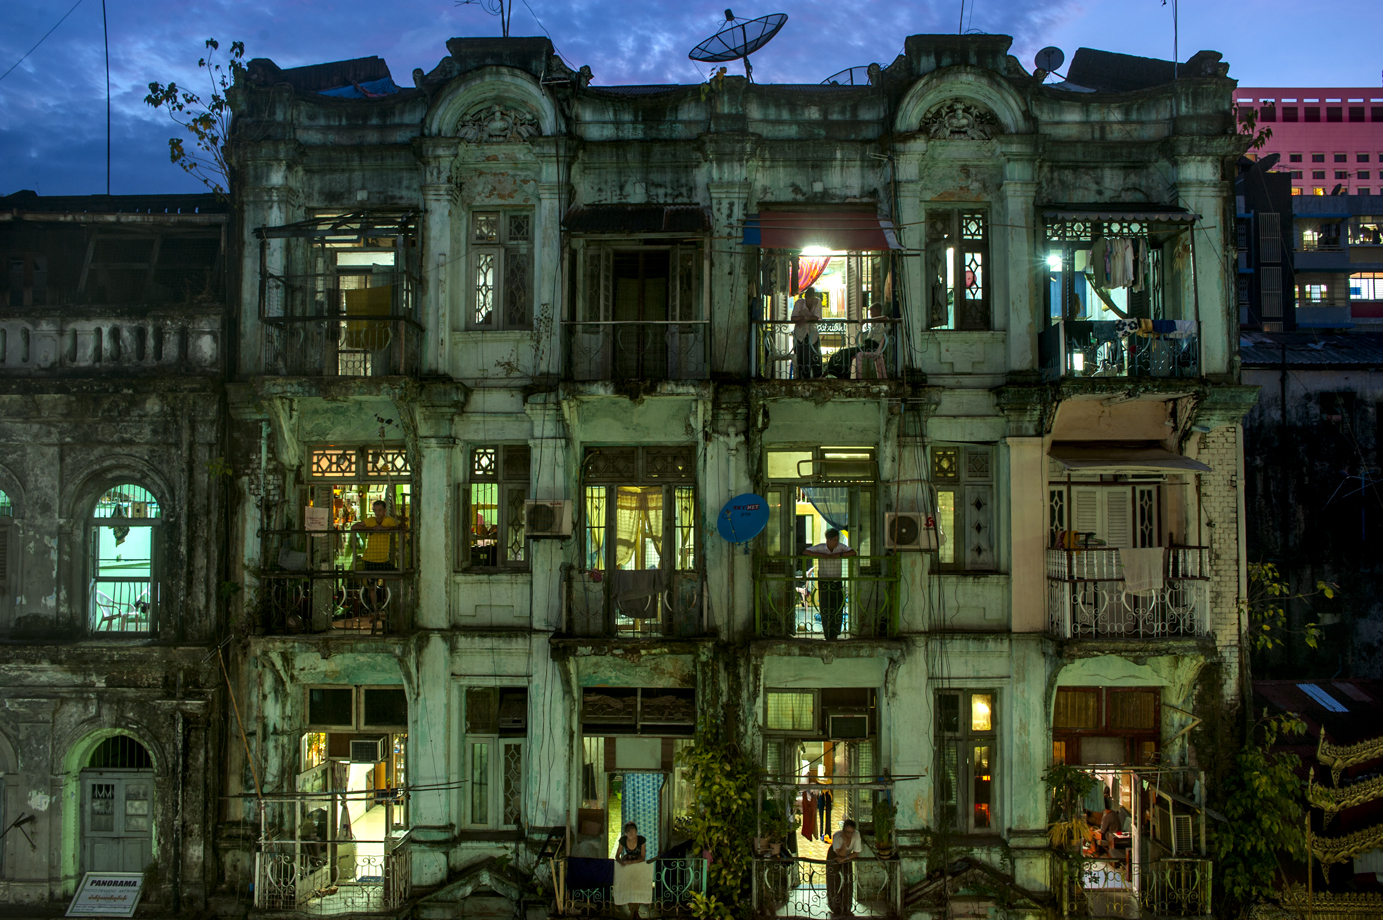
563;204;710;235
1240;331;1383;366
1255;680;1383;749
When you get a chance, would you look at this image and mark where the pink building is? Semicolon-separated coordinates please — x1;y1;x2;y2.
1232;88;1383;195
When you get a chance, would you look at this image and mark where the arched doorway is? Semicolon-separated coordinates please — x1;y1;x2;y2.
81;735;154;873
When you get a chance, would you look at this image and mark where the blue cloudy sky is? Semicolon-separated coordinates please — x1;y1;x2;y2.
1;0;1379;196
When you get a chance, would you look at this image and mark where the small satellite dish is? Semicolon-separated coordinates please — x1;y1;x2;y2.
821;66;872;86
717;493;770;543
1034;46;1065;75
689;11;788;82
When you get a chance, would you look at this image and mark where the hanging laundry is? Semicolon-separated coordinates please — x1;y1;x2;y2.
1114;318;1141;338
1167;320;1197;339
1151;319;1176;335
1091;237;1110;288
1137;318;1154;337
1132;239;1146;293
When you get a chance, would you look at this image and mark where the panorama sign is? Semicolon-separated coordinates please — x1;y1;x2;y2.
67;873;145;917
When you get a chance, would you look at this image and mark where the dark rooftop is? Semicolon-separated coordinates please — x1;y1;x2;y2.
245;55;398;95
1066;47;1227;93
0;190;227;215
1241;331;1383;367
1255;679;1383;750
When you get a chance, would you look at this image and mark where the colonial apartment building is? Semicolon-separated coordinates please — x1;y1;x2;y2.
0;32;1255;920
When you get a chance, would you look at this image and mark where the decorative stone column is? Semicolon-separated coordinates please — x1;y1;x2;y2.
1000;155;1038;372
417;138;459;375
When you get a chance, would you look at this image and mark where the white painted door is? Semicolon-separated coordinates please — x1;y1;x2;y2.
82;772;153;873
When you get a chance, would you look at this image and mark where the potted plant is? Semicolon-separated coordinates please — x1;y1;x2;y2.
872;799;898;858
756;796;796;857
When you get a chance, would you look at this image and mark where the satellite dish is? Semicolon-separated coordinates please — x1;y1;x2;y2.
1034;46;1065;75
821;66;872;86
716;493;770;543
689;11;788;82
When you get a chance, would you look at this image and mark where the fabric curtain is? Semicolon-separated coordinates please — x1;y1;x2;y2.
621;772;666;859
615;487;664;568
802;486;850;531
793;256;831;295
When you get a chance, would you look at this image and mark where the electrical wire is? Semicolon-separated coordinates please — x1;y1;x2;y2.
0;0;85;86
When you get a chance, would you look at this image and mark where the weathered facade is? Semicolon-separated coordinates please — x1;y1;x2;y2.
3;30;1257;920
0;192;229;909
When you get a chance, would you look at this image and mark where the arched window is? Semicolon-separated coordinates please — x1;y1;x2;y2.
0;489;12;599
89;485;160;634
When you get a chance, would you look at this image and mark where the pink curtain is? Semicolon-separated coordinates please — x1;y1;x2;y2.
793;256;831;295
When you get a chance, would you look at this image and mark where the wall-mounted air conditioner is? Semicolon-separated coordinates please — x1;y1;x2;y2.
828;713;870;740
350;736;386;764
885;512;940;551
1156;805;1195;854
525;500;573;537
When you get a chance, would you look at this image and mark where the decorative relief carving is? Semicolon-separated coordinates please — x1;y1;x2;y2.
921;100;1000;140
458;104;540;143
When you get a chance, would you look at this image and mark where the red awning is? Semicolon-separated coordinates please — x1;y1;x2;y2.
744;210;901;251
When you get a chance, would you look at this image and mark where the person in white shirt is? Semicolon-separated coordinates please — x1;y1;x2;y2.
826;819;861;915
804;528;856;640
791;287;824;378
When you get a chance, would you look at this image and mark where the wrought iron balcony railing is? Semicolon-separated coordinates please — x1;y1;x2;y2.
555;856;707;916
258;528;414;634
254;834;410;913
261;315;422;377
565;320;708;382
1046;547;1209;640
1039;320;1199;379
752;318;900;381
1050;852;1211;918
752;856;900;919
567;569;704;639
754;555;900;640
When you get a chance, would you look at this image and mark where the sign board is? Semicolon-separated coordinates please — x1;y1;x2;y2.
304;506;331;532
67;873;144;917
716;493;769;543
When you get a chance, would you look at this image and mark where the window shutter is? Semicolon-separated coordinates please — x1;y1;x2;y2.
1072;487;1100;537
846;254;861;322
1103;489;1132;548
466;688;499;733
1259;213;1282;263
963;484;995;569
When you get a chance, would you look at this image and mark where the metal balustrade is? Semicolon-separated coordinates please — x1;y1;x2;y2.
254;836;411;913
1051;853;1211;918
555;857;706;916
259;528;414;634
1046;547;1210;640
752;856;901;918
1039;320;1199;379
753;318;900;381
754;556;899;639
565;321;709;381
262;316;422;377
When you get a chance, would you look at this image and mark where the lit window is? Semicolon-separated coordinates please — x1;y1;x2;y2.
931;445;994;571
925;209;990;330
90;484;161;634
766;690;816;732
463;445;530;570
936;690;998;833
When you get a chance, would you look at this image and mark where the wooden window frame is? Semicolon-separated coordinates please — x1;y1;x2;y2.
468;210;533;331
460;445;531;572
935;689;998;834
932;444;995;572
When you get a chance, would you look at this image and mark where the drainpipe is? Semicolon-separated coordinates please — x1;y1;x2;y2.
172;671;185;912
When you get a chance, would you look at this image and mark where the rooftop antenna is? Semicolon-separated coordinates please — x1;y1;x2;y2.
456;0;513;38
688;9;787;83
1162;0;1178;79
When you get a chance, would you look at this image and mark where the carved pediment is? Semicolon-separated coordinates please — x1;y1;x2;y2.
921;99;1000;140
458;104;540;143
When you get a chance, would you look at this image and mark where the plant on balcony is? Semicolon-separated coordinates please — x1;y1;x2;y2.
1209;711;1308;919
1043;764;1098;904
676;720;762;920
754;795;796;856
871;798;898;857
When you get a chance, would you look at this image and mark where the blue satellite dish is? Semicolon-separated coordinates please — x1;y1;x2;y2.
717;493;770;543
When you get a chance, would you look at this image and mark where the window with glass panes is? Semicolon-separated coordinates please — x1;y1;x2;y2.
936;689;997;833
1051;687;1160;766
1043;215;1169;326
931;445;994;571
926;209;989;330
463;445;530;569
763;688;880;829
583;447;698;637
1048;482;1159;549
464;688;526;828
89;484;161;634
469;211;533;330
761;446;876;558
299;445;412;573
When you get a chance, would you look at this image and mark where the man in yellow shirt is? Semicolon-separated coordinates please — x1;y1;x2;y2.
353;500;399;611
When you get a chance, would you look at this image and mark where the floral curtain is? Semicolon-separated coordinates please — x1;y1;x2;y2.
793;256;831;295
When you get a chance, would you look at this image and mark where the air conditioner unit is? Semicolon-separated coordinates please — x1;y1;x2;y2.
524;500;573;537
885;512;940;551
828;713;869;739
1156;805;1196;854
350;736;387;764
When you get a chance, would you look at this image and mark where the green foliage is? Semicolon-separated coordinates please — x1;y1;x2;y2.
1210;711;1308;916
144;39;246;195
1234;103;1274;151
688;891;734;920
872;797;897;848
759;794;796;842
1242;561;1336;652
205;456;234;478
675;721;761;918
699;66;728;102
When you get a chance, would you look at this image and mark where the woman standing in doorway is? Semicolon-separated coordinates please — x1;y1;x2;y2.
613;822;652;918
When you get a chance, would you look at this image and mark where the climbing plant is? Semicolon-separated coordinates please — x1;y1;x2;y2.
1242;561;1335;653
1209;711;1308;919
675;720;762;920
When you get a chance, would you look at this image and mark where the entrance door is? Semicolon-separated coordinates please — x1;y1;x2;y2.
81;773;153;873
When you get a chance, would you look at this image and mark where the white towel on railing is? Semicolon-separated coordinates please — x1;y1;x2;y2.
612;861;655;905
1119;547;1166;596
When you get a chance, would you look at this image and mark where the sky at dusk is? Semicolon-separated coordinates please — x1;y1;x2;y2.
1;0;1381;197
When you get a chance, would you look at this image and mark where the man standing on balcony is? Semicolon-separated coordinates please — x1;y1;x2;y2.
353;499;399;614
804;528;856;641
791;287;824;378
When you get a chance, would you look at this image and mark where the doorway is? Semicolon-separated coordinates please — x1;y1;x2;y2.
81;736;153;874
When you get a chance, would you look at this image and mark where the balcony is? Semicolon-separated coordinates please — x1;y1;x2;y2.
1051;853;1211;918
1040;321;1198;380
752;856;900;919
555;856;706;916
254;833;410;913
752;319;900;381
754;556;899;640
1046;547;1209;640
567;570;704;639
0;312;223;375
258;529;414;634
262;315;422;377
565;321;708;382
